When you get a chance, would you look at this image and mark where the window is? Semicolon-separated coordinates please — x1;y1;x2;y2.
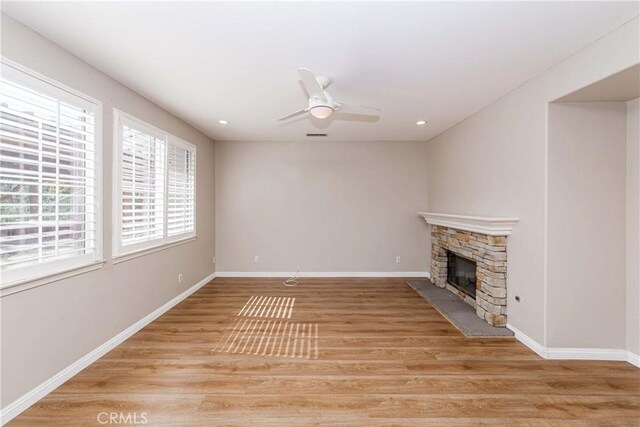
167;137;196;238
116;114;166;251
0;61;102;287
113;110;196;256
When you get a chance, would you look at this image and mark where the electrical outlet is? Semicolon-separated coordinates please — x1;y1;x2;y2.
254;256;260;263
178;274;183;283
212;256;216;264
396;256;401;263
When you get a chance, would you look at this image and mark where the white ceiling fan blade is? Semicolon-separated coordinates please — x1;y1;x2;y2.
278;108;308;121
297;68;325;97
335;101;381;114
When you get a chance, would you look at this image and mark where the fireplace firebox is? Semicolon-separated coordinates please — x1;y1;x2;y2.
446;251;477;299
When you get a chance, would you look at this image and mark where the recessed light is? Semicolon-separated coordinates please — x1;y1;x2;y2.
218;120;229;125
416;120;427;126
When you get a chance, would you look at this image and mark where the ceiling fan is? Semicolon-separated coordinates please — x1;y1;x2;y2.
278;68;381;121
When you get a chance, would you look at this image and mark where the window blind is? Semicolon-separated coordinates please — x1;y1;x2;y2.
0;64;100;285
119;120;166;249
167;139;196;238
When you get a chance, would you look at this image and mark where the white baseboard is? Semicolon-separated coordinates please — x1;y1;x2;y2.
0;272;216;426
215;271;431;278
545;347;631;362
627;351;640;367
507;324;640;367
506;323;548;358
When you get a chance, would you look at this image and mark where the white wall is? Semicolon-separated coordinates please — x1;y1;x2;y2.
215;140;429;274
425;17;639;345
0;15;215;408
627;98;640;356
547;102;627;349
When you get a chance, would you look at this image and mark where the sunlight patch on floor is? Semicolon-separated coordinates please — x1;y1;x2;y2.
237;296;295;319
213;319;319;359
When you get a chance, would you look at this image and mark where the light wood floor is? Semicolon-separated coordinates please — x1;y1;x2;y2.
10;278;640;426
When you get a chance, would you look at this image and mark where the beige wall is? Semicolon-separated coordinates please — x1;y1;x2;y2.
547;102;627;349
425;17;639;345
215;140;429;273
0;15;215;407
627;98;640;356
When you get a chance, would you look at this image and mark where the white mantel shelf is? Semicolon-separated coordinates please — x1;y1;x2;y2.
418;212;519;236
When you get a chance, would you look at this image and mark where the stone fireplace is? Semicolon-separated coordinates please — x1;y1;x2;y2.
418;212;518;327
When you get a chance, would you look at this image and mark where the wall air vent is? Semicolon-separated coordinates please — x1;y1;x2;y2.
306;133;328;137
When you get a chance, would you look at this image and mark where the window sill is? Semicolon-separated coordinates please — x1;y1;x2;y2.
0;237;196;297
1;260;106;298
112;236;196;265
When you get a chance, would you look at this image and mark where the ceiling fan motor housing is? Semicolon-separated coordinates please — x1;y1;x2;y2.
316;75;330;89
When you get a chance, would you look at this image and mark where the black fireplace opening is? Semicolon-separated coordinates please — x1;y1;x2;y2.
446;250;477;299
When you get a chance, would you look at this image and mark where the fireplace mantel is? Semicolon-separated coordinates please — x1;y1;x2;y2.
418;212;519;236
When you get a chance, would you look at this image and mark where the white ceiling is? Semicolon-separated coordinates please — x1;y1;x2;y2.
4;1;638;141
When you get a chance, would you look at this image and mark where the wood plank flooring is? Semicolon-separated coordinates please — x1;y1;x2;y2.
9;278;640;426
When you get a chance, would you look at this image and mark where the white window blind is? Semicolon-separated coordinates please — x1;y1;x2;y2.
117;116;165;251
167;138;196;239
0;62;101;286
114;111;196;256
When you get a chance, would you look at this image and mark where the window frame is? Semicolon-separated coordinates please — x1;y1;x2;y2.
0;58;103;290
112;109;196;258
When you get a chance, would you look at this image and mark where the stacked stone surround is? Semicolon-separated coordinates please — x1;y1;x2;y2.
430;225;508;327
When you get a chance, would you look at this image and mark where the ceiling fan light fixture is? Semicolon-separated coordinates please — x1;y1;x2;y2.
309;105;334;119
